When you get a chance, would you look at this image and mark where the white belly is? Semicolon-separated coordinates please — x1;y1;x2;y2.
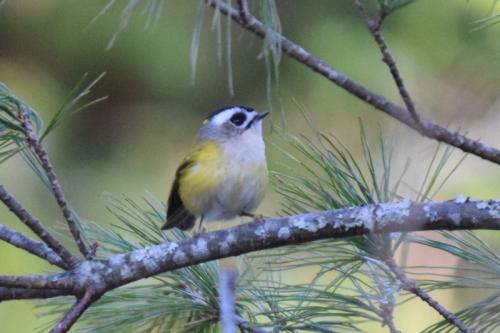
203;132;267;222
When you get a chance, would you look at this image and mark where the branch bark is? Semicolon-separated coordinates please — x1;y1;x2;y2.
0;223;67;269
51;291;100;333
19;106;90;259
1;198;499;332
219;269;238;333
0;287;70;301
0;185;77;268
205;0;500;165
384;257;472;333
353;0;423;129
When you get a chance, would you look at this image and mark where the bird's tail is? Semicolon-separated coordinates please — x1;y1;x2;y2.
161;208;196;230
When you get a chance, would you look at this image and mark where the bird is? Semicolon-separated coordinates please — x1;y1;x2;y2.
161;106;269;231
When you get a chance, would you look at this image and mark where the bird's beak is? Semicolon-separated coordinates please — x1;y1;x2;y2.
245;112;270;130
255;111;270;121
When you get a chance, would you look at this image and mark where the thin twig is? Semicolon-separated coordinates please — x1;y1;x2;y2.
219;269;238;333
384;257;472;333
205;0;500;165
51;291;99;333
379;303;401;333
0;223;67;269
353;0;423;130
0;185;79;267
18;106;90;259
236;0;250;25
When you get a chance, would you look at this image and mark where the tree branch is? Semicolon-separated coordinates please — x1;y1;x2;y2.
0;223;67;269
384;257;472;333
1;198;499;332
0;185;78;268
0;273;72;290
51;291;100;333
19;106;90;259
379;303;401;333
353;0;423;129
205;0;500;165
236;0;250;26
219;269;238;333
0;287;70;301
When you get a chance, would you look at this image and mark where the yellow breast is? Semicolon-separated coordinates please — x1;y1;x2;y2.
178;141;223;214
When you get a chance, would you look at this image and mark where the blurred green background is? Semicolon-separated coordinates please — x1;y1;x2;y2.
0;0;499;332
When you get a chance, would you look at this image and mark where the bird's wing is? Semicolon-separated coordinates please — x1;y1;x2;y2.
161;160;197;231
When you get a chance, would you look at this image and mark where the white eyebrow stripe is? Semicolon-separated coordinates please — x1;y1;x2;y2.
211;107;241;126
210;107;257;127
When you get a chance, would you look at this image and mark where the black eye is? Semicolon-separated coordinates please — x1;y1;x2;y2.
230;112;246;126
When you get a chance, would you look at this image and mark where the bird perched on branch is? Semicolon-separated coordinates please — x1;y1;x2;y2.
161;106;269;231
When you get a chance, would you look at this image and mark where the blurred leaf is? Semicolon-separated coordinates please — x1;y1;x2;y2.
376;0;417;13
190;0;206;86
90;0;167;48
473;13;500;30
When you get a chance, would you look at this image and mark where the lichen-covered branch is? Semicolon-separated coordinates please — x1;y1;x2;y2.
384;257;472;333
205;0;500;165
51;291;100;333
18;106;90;259
1;198;499;332
0;185;78;268
0;223;67;269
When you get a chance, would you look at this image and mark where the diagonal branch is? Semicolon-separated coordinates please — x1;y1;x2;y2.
51;291;100;333
0;185;79;267
18;106;90;259
236;0;250;25
384;257;472;333
0;223;67;269
353;0;423;129
205;0;500;165
379;303;401;333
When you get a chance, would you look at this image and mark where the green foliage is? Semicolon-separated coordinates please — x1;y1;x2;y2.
0;82;42;163
41;73;107;140
0;76;104;252
408;232;500;332
473;13;500;30
89;0;167;48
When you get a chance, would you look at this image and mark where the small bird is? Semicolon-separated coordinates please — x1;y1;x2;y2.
161;106;269;231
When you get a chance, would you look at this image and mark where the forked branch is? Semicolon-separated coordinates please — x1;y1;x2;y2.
206;0;500;165
384;257;472;333
18;106;90;259
51;291;101;333
0;223;66;269
0;185;77;268
1;199;499;332
353;0;423;129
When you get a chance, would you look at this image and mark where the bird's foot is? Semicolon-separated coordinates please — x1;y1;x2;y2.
192;220;207;236
241;212;266;223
